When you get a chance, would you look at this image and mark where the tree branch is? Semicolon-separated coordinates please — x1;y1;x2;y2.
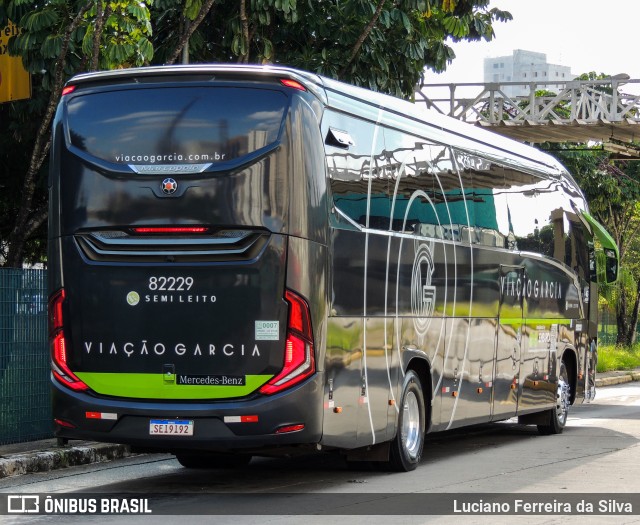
5;2;94;267
90;1;113;71
339;0;387;78
90;0;104;71
23;204;50;241
165;0;217;65
238;0;250;63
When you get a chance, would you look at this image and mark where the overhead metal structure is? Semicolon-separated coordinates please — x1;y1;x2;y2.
417;77;640;154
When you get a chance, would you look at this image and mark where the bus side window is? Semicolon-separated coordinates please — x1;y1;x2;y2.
565;219;590;281
383;130;460;239
453;151;510;248
503;170;566;258
326;113;389;229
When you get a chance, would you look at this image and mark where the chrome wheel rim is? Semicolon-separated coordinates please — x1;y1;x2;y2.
556;370;570;425
401;390;421;459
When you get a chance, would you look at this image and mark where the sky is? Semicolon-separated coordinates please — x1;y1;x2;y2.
425;0;640;86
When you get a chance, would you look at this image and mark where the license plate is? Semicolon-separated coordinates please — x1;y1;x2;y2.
149;419;194;436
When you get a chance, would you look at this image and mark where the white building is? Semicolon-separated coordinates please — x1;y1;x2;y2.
484;49;575;98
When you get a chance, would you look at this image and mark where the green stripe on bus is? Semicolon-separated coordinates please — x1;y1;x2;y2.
524;319;573;325
498;318;574;325
76;373;273;399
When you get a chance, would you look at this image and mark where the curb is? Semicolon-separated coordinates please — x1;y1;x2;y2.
0;442;134;479
595;371;640;387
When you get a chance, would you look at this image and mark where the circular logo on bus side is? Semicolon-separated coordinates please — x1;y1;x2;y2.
411;242;436;340
161;178;178;195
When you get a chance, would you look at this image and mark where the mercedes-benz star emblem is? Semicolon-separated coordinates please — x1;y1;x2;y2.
161;178;178;195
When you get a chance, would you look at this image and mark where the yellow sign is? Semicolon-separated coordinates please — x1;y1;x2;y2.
0;21;31;103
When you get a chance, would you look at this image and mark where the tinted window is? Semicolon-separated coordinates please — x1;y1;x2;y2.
66;87;287;165
454;151;509;248
326;113;388;228
565;218;590;280
385;135;464;239
502;169;569;258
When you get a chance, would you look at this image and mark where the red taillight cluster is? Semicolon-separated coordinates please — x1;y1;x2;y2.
259;290;315;395
280;78;307;91
49;289;88;391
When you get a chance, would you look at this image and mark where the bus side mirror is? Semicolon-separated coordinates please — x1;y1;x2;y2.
580;213;618;284
605;248;618;283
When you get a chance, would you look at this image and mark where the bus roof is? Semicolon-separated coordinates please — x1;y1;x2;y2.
66;64;571;183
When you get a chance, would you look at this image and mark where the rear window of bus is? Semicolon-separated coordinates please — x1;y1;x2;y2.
65;86;288;166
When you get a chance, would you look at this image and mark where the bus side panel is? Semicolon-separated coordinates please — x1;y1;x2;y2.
396;314;444;432
519;257;583;413
437;243;495;429
356;317;396;446
326;228;450;446
322;316;362;449
458;246;498;426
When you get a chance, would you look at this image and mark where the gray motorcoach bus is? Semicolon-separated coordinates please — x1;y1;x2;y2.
48;65;618;471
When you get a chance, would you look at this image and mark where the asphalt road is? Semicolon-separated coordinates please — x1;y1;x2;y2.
2;383;640;525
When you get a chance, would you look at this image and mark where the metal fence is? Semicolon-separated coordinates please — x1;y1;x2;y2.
598;307;619;346
0;268;51;445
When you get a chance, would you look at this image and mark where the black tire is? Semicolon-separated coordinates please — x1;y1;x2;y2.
175;452;252;469
538;359;571;435
387;370;426;472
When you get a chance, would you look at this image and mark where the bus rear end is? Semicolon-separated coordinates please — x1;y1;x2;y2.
48;66;328;456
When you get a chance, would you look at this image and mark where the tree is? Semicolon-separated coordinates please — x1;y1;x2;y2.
0;0;512;266
0;0;153;267
552;145;640;346
151;0;512;98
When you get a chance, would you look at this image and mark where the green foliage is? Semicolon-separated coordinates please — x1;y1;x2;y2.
0;0;154;266
151;0;511;98
597;344;640;372
183;0;202;19
599;265;636;311
4;1;154;84
20;8;59;32
551;146;640;259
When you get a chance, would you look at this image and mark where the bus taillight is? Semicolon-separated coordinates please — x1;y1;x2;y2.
280;79;307;91
131;226;209;234
260;290;315;395
49;289;89;392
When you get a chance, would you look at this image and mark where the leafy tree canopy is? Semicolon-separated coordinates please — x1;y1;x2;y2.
151;0;512;97
0;0;154;266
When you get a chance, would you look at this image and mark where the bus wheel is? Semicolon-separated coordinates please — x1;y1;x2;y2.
388;370;425;471
538;359;571;435
175;452;252;469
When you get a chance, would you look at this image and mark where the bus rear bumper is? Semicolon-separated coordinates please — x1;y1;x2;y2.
51;374;324;453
